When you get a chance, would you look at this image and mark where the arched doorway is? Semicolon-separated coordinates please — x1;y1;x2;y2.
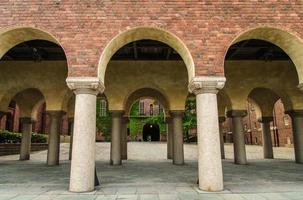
142;123;160;141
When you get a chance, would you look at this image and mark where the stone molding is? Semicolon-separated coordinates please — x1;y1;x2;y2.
218;116;226;123
257;116;274;123
19;117;35;124
66;77;104;95
226;110;247;118
285;110;303;118
188;76;226;95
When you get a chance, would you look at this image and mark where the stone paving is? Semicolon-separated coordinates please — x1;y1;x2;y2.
0;142;302;200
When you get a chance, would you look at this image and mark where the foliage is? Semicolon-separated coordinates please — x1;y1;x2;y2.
183;96;197;143
128;101;166;138
96;99;112;141
0;130;47;143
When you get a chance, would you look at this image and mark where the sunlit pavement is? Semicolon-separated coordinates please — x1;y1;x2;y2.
0;142;302;200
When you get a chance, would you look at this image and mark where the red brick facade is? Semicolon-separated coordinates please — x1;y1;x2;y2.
222;99;293;147
0;1;302;77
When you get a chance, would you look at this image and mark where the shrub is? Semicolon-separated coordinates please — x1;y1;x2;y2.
0;130;47;143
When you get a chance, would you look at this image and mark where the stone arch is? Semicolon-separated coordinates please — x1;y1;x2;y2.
98;26;195;83
224;27;303;83
10;88;45;118
124;88;170;117
217;90;232;116
248;87;293;114
0;26;66;60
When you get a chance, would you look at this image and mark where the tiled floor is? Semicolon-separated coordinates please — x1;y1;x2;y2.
0;143;302;200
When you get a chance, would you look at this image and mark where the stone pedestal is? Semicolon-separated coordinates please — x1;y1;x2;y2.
189;76;225;192
111;111;123;165
258;117;274;159
121;117;128;160
19;117;33;160
68;117;74;161
67;77;103;192
219;117;226;159
171;111;184;165
286;110;303;164
166;117;173;160
227;110;247;165
46;111;64;166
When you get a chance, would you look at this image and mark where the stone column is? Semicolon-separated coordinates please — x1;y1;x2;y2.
189;76;225;192
286;110;303;164
111;111;123;165
227;110;247;165
171;111;184;165
19;117;34;160
258;117;274;159
166;117;173;160
68;117;74;160
121;117;128;160
67;77;103;192
219;117;226;159
46;111;64;165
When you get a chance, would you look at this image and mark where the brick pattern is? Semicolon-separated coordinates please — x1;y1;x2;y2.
0;1;302;76
223;99;293;147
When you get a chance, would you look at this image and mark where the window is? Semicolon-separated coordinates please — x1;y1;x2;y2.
150;104;153;116
284;116;289;126
139;101;145;115
100;99;107;117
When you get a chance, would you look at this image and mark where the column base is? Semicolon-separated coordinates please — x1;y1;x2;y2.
19;155;30;161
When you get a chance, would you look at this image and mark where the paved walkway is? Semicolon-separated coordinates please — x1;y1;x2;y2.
0;143;302;200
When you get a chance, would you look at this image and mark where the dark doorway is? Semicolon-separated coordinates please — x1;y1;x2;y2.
142;123;160;141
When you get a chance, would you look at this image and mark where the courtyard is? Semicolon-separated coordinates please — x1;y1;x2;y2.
0;143;302;200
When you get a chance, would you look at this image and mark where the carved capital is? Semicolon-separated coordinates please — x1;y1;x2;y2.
66;77;104;95
188;76;226;95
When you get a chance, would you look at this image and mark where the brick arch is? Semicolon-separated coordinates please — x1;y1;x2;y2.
98;26;195;83
222;26;303;84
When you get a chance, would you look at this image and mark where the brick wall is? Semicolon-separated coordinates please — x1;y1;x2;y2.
222;99;293;147
0;1;301;76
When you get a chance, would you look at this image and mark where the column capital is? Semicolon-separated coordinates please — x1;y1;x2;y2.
188;76;226;95
0;111;7;118
110;110;124;117
66;77;104;95
219;116;226;123
226;110;247;118
258;116;273;123
68;117;74;123
285;110;303;118
170;110;184;118
19;117;35;124
45;110;65;118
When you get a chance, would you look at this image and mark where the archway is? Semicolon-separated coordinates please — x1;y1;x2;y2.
223;27;303;164
142;123;160;141
98;26;195;83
